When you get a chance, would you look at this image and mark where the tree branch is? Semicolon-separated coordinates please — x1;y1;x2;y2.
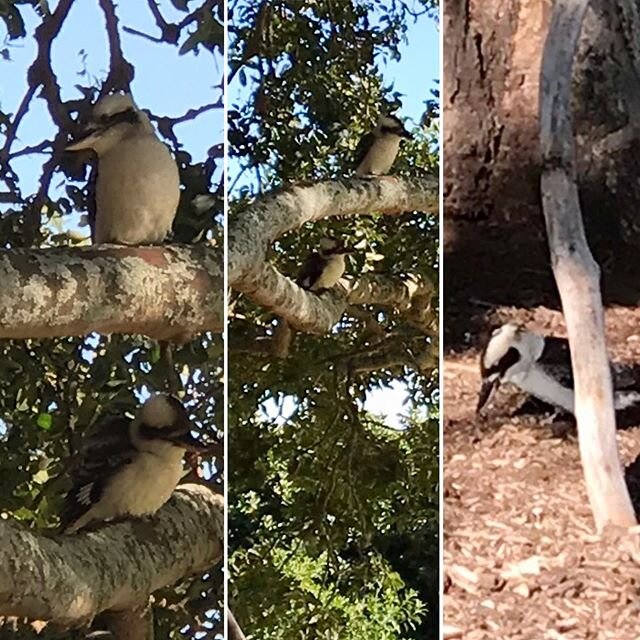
229;175;436;338
228;175;438;284
100;604;154;640
0;484;223;629
343;334;437;375
228;608;247;640
238;266;434;334
540;0;636;529
98;0;135;93
0;244;223;340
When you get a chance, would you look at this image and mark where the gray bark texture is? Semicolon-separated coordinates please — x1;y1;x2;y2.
540;0;636;529
0;484;223;630
0;244;224;340
229;176;438;333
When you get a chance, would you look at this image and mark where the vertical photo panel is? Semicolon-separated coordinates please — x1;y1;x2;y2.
0;2;224;638
227;1;440;638
444;2;640;639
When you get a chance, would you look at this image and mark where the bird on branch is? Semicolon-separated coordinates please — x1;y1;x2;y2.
66;92;180;245
354;113;412;177
59;393;207;534
272;237;354;358
296;237;353;293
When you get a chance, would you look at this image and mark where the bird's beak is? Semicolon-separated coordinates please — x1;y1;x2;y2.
65;128;104;152
165;428;208;452
399;128;413;140
476;377;500;414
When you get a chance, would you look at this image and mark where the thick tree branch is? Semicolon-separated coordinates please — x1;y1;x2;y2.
238;266;434;334
540;0;636;529
0;244;223;340
228;176;438;284
0;485;223;628
229;176;436;338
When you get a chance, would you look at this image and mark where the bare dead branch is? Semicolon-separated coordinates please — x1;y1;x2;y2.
540;0;636;529
0;84;37;165
8;140;54;159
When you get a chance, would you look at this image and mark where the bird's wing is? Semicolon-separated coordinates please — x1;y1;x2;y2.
353;132;376;170
538;336;573;387
296;253;324;290
59;416;134;529
540;337;637;391
540;336;571;367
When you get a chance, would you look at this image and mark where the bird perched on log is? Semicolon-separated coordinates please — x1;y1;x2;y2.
66;92;180;245
296;237;352;292
354;113;412;177
60;394;206;534
476;323;640;416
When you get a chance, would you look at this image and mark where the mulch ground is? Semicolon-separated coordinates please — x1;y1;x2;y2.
444;301;640;640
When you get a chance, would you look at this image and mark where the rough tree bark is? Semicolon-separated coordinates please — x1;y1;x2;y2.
229;176;437;333
0;244;223;340
0;485;223;631
540;1;636;529
444;0;640;340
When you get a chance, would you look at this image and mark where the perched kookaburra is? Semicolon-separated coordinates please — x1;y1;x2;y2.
66;93;180;245
60;394;205;533
296;237;351;292
354;114;412;177
477;323;640;416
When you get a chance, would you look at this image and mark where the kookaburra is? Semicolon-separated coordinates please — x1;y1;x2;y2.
60;394;205;533
297;237;352;292
66;93;180;245
354;114;412;177
477;323;640;416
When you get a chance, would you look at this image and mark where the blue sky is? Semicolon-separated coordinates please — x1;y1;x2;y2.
0;1;222;200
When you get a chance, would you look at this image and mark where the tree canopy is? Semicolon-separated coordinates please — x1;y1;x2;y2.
227;1;440;638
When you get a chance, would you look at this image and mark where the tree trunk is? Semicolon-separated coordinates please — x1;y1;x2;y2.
444;0;640;343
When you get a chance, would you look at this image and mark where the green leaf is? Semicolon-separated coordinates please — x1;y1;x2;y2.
36;413;52;431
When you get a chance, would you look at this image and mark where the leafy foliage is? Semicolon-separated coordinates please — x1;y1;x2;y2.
0;1;224;638
228;1;440;638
